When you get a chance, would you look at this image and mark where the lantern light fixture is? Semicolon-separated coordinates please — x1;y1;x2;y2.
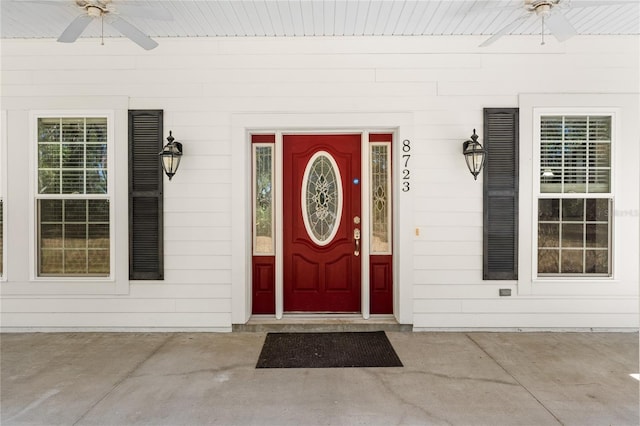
159;130;183;180
462;129;486;180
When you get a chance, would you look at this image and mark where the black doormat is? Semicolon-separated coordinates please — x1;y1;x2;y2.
256;331;403;368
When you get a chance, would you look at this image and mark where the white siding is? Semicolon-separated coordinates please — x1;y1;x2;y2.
1;35;638;330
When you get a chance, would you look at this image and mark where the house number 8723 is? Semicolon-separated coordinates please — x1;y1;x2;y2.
402;139;411;192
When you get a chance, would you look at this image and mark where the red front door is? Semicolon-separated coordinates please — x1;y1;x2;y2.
283;134;362;312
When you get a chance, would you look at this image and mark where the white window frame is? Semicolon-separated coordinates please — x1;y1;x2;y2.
518;95;638;298
534;111;615;279
29;111;116;282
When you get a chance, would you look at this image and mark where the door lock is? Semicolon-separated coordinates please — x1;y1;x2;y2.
354;228;361;256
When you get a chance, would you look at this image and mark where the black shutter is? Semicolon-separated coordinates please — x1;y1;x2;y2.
483;108;519;280
129;110;164;280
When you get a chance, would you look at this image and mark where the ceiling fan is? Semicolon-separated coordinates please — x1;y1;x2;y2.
478;0;576;46
58;0;172;50
477;0;632;47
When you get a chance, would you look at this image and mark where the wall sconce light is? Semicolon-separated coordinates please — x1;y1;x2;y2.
159;131;183;180
462;129;485;180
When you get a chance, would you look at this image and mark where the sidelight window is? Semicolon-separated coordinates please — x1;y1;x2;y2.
370;142;391;254
253;142;274;254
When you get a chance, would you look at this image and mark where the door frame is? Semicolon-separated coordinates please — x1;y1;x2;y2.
231;112;415;325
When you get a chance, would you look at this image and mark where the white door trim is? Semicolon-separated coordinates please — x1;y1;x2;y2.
231;112;415;325
360;131;371;319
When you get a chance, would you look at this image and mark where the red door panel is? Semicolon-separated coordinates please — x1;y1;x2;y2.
325;254;352;291
283;134;361;312
292;254;319;291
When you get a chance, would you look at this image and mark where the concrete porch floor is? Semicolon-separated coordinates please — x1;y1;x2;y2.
1;331;638;425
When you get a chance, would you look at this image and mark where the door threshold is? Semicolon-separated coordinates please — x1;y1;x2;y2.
232;314;412;332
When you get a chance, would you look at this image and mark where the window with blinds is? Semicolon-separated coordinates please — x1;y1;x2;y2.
537;115;612;277
36;116;111;277
540;116;611;194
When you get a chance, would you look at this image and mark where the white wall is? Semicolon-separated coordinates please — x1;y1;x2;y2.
1;35;638;331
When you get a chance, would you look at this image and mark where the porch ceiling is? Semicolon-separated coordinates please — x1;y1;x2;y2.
1;0;638;42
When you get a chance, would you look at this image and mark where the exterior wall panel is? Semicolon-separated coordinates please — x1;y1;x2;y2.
1;35;638;330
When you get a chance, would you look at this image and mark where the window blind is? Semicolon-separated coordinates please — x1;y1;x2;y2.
540;115;611;194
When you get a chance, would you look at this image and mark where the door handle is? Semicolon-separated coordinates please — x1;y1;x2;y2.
354;228;361;256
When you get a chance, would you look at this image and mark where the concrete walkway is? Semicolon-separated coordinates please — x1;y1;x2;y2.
1;332;638;425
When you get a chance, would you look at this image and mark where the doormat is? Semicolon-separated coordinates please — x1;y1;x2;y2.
256;331;403;368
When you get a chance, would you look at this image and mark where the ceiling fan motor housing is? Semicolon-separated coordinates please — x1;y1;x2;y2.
76;0;110;12
527;0;560;15
86;6;104;18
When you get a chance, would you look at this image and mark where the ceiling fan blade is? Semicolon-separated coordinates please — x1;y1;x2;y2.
463;1;522;17
114;3;173;21
106;15;158;50
570;0;638;8
479;14;530;47
57;14;93;43
545;12;578;42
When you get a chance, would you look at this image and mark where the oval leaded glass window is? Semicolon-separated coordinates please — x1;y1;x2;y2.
301;151;343;246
